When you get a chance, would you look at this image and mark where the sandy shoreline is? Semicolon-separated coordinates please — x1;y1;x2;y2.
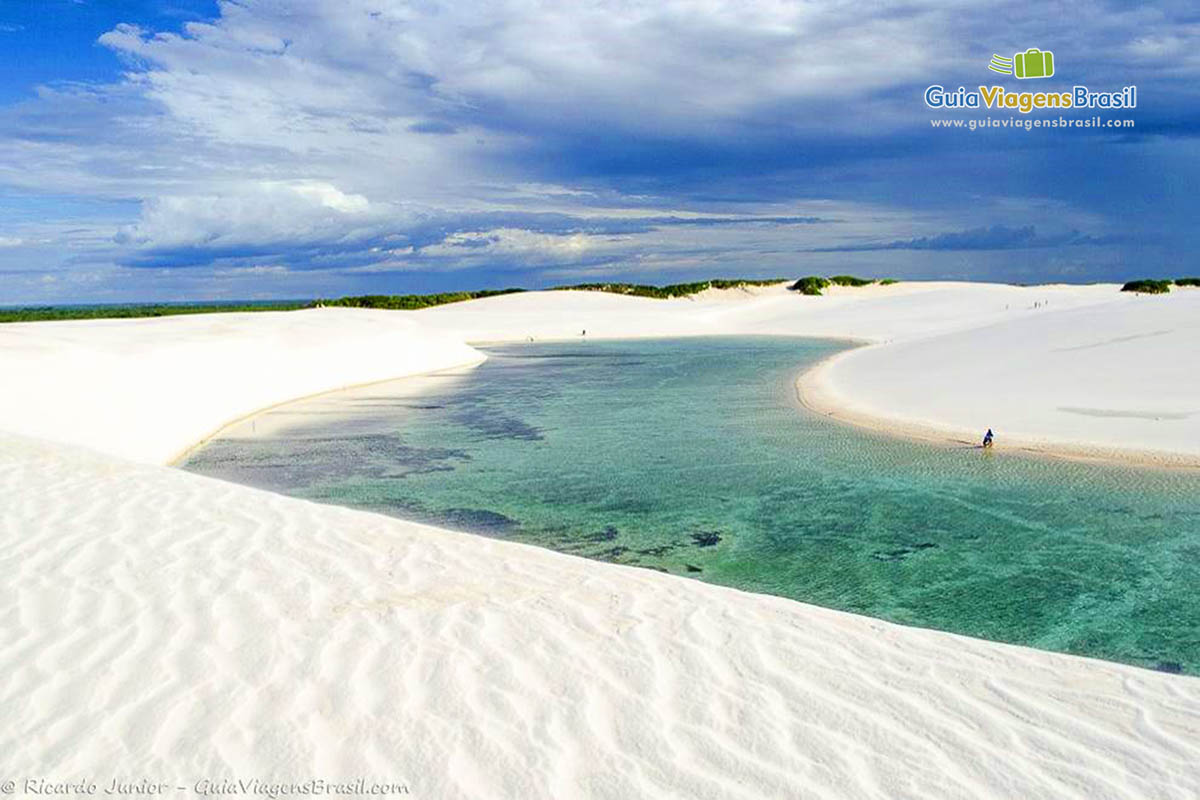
0;308;486;464
3;281;1199;797
790;286;1200;470
796;345;1200;471
165;361;489;467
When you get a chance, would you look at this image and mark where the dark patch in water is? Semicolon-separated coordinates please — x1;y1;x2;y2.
872;542;938;562
340;400;448;410
691;531;722;547
437;508;520;535
685;564;703;573
585;526;619;543
595;546;629;560
494;352;642;361
637;544;677;557
379;463;459;479
450;406;544;441
1154;661;1183;674
183;434;470;491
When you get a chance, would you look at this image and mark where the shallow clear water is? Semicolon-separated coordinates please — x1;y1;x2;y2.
182;337;1200;674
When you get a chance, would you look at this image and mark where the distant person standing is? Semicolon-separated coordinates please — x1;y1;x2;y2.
983;428;994;448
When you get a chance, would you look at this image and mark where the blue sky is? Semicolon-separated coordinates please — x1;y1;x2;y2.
0;0;1196;303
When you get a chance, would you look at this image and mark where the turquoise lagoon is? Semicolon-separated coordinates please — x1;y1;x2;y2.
182;338;1200;674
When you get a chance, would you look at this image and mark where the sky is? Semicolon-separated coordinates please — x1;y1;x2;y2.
0;0;1197;303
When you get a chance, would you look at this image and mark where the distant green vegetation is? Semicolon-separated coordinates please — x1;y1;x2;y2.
555;278;786;299
2;274;898;323
828;274;875;287
1116;277;1200;294
317;288;525;310
0;300;309;324
0;290;525;323
789;274;884;295
789;276;832;296
1121;279;1172;294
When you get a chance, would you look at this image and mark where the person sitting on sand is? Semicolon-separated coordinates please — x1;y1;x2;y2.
983;428;994;448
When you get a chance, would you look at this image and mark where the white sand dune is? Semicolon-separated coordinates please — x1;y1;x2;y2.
416;281;1120;345
2;281;1199;797
0;308;482;464
4;432;1199;799
799;288;1200;466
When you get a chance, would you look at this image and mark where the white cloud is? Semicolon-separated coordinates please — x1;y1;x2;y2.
115;180;388;255
213;264;290;277
282;181;370;214
424;228;617;260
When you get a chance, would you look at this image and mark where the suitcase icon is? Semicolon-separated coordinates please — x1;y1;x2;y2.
1014;48;1054;79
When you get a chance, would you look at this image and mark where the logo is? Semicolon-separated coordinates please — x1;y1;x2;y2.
989;49;1055;79
924;48;1136;115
